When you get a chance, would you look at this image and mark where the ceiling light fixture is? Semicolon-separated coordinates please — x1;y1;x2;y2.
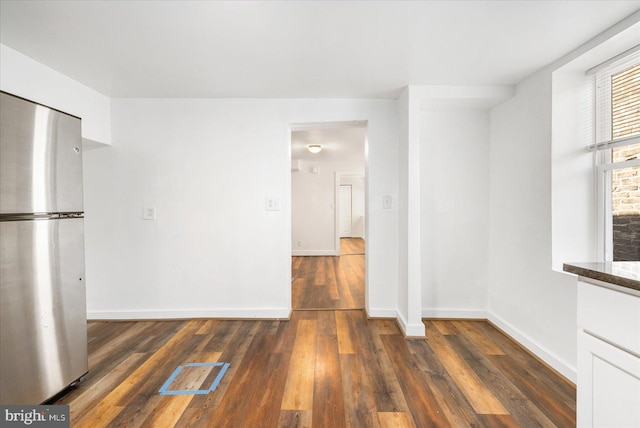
307;144;322;154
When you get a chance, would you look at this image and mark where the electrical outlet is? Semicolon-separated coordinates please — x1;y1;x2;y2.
297;240;303;247
142;206;156;220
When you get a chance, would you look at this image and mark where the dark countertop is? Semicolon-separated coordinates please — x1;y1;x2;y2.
563;262;640;292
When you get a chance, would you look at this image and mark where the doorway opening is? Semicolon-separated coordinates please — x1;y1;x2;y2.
290;121;367;310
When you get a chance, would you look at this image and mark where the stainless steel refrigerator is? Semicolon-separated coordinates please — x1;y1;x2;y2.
0;91;88;404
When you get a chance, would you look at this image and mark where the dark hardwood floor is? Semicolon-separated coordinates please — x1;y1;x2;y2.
55;238;575;426
292;238;365;310
54;313;575;427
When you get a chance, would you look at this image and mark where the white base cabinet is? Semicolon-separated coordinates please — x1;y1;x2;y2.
577;280;640;428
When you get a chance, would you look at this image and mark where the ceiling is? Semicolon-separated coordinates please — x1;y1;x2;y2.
1;1;639;99
291;124;366;162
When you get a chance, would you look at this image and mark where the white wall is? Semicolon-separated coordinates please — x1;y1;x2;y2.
84;98;399;319
291;160;364;255
340;175;366;239
489;71;578;381
488;12;640;383
0;44;111;146
421;110;490;318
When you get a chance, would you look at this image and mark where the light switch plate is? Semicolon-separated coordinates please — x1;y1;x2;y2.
143;206;156;220
382;195;392;209
265;197;280;211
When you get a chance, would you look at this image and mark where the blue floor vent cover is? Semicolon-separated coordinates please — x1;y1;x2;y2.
159;362;230;396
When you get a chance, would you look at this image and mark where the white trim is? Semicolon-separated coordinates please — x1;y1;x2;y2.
366;308;397;318
488;312;577;383
396;310;426;337
595;152;640;261
87;308;291;320
422;309;489;319
588;134;640;152
598;157;640;171
291;249;338;256
586;44;640;75
289;120;367;132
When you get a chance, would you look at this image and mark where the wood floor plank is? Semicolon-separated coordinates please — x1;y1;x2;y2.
207;333;277;426
450;320;506;356
408;340;484;427
140;395;195;427
336;257;357;308
312;334;346;428
341;354;381;428
381;334;450;427
478;414;523;428
488;354;576;428
431;319;459;336
279;410;313;428
195;319;221;335
72;404;123;428
87;322;149;368
370;318;401;335
313;257;325;286
340;237;365;255
424;322;510;415
335;310;356;354
68;352;148;419
241;352;290;428
446;333;558;426
377;412;417;428
479;321;576;410
292;277;304;308
352;317;411;413
325;257;340;300
316;310;337;336
281;319;317;410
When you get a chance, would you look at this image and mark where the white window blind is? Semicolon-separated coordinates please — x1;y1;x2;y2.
590;49;640;152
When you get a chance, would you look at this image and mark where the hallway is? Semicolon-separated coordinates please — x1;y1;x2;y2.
292;238;364;310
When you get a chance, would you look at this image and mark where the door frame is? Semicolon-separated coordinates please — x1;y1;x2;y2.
334;172;365;256
338;184;353;239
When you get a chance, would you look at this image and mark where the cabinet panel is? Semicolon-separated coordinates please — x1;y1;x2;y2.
578;280;640;355
578;331;640;428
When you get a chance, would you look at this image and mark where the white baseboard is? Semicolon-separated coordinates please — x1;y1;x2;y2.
396;311;426;337
422;308;489;319
366;308;397;318
488;312;577;383
291;250;339;256
87;308;291;320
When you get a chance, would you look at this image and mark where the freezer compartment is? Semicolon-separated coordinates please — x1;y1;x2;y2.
0;218;88;404
0;92;83;215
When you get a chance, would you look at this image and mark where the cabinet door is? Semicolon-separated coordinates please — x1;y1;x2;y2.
578;331;640;427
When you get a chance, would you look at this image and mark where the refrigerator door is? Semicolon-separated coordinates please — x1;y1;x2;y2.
0;92;83;215
0;217;88;404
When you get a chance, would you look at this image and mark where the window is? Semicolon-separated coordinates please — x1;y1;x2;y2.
592;51;640;261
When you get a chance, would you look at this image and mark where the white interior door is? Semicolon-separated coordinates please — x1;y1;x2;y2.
339;185;352;238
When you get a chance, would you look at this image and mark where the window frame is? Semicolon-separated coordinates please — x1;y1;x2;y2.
592;53;640;261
